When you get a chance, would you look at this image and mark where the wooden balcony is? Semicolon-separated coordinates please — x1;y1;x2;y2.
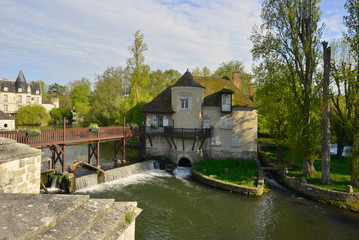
145;126;212;139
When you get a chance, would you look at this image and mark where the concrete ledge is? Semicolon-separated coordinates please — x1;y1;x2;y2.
192;169;264;197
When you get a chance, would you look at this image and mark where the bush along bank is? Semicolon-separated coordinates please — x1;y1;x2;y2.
258;150;359;213
193;158;265;197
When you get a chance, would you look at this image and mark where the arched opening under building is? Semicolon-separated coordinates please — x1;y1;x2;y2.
4;124;8;128
178;158;192;167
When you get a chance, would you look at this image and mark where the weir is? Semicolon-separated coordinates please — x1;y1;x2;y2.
75;161;157;190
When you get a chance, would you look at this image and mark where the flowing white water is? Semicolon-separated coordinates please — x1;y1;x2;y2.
75;161;192;193
75;160;161;191
173;166;192;178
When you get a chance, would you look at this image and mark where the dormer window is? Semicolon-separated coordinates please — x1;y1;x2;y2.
36;90;39;94
219;88;233;112
3;87;8;91
18;87;22;93
221;94;232;112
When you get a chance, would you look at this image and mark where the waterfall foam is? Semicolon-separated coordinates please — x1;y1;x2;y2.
173;167;192;178
74;161;157;191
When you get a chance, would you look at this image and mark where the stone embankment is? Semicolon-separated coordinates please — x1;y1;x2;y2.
192;169;265;196
0;193;142;240
258;151;359;212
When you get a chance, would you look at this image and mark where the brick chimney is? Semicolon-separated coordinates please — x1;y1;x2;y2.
232;70;241;89
249;84;254;101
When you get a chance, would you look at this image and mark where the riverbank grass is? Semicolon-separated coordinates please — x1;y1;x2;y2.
261;148;358;192
194;158;258;188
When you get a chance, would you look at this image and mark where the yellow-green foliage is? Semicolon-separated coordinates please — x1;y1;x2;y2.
15;105;51;125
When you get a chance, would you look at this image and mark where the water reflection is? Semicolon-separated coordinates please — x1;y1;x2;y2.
76;167;359;240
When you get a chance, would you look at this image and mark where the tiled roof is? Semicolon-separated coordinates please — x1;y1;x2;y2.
197;76;256;108
171;70;205;88
141;71;256;113
0;110;13;120
141;87;175;113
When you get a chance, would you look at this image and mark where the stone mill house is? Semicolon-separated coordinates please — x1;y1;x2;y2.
141;70;257;166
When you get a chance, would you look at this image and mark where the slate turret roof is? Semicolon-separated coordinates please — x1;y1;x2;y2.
0;71;41;95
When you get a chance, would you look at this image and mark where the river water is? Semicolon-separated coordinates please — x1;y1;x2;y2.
43;143;359;240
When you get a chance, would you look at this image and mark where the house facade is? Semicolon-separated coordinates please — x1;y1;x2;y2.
0;71;42;117
0;70;59;117
141;70;257;166
0;110;15;131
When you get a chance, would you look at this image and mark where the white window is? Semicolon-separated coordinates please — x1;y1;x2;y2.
36;90;39;94
180;99;188;109
157;115;163;127
211;136;221;146
18;95;22;103
232;138;240;147
220;117;232;129
203;119;210;129
3;95;8;102
18;88;22;93
36;97;39;103
222;94;231;112
178;92;191;111
3;105;8;111
26;96;31;103
3;87;8;91
18;105;21;111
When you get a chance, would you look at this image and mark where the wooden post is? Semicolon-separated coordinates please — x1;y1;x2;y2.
62;145;66;173
63;117;66;142
96;141;100;167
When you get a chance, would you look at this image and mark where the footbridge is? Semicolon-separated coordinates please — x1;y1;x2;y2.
0;125;143;173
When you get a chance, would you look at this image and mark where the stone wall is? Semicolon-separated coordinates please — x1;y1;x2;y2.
0;137;42;194
283;175;359;203
258;151;359;203
192;169;264;196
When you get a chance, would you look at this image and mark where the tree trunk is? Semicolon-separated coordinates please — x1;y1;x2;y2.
277;145;284;162
336;129;346;160
321;41;331;184
303;157;317;177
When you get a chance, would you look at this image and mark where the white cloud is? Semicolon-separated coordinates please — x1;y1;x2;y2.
1;0;345;85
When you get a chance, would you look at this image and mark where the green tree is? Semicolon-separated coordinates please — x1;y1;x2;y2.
344;0;359;187
47;83;68;98
191;66;211;77
254;60;291;161
50;108;72;123
70;77;92;120
39;80;47;99
125;30;151;104
330;38;355;160
148;69;181;97
251;0;323;177
90;66;126;126
213;60;252;95
15;105;51;125
47;83;71;111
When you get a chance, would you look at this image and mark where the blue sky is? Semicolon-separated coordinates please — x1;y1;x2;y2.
0;0;348;86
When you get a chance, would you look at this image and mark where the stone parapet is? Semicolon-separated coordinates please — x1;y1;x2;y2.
192;169;264;196
0;137;42;194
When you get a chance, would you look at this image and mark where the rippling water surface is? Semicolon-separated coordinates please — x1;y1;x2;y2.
77;167;359;240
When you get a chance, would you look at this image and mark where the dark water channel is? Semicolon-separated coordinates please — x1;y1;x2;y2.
43;143;359;240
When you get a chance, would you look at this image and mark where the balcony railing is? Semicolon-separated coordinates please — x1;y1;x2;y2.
144;126;212;138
